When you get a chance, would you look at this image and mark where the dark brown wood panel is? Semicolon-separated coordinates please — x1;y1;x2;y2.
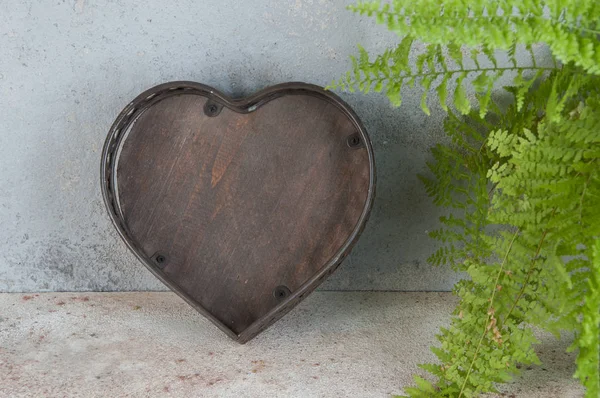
102;82;374;342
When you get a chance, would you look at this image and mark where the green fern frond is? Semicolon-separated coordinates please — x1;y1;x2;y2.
335;2;600;397
349;0;600;74
397;62;599;398
411;76;600;397
571;239;600;396
329;39;555;116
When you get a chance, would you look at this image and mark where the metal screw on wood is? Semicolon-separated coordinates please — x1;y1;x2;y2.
205;102;221;117
347;133;362;148
273;286;291;301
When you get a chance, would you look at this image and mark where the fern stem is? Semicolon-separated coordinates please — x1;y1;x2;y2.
375;10;600;36
487;182;499;203
502;207;558;324
458;229;520;398
374;66;556;86
579;168;593;224
579;27;600;34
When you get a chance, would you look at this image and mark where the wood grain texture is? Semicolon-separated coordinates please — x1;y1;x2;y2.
103;82;374;342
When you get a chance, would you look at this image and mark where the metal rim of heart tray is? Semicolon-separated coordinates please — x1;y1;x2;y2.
101;81;375;343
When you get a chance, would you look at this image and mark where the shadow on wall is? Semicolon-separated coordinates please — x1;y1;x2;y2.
322;92;461;292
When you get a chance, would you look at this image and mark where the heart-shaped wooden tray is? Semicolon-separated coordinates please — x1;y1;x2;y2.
101;82;375;343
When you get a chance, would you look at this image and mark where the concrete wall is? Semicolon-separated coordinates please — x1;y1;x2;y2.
1;0;461;292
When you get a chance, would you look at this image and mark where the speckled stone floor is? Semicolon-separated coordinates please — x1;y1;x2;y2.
0;292;584;397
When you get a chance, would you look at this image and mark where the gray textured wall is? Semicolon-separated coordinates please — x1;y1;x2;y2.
1;0;461;292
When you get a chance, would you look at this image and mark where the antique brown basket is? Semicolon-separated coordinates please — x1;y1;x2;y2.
101;81;375;343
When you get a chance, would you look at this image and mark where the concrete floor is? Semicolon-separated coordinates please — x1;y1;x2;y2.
0;292;584;397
